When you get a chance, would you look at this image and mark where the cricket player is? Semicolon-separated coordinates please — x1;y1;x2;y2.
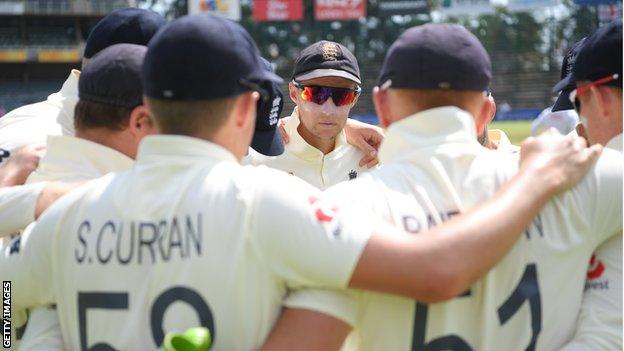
556;21;623;350
0;15;600;350
0;8;166;167
262;23;621;351
256;41;369;189
532;39;585;138
0;8;166;242
8;43;153;350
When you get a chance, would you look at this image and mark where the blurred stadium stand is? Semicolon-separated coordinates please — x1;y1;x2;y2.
0;0;135;115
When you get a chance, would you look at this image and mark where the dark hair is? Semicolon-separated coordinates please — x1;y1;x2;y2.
74;100;132;132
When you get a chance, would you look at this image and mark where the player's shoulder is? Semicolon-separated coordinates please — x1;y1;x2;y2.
0;99;59;124
566;148;622;192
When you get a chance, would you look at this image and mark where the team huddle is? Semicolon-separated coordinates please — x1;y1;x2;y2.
0;8;621;351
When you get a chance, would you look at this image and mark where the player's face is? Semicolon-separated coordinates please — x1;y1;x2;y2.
291;76;358;141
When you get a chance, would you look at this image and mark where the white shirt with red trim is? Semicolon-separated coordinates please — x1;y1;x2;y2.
561;133;623;351
300;107;622;351
1;135;371;350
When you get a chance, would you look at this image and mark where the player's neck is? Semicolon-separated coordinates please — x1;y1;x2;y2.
75;128;136;159
297;124;336;155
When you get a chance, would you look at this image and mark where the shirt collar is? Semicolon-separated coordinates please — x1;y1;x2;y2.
606;133;623;151
284;107;349;161
37;135;133;179
137;134;238;164
379;106;481;163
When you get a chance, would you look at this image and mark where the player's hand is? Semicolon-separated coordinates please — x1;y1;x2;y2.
34;181;82;219
519;128;602;194
0;144;46;187
278;117;290;144
344;119;384;168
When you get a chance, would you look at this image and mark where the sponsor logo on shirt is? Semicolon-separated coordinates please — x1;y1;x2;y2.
308;196;342;237
585;254;609;291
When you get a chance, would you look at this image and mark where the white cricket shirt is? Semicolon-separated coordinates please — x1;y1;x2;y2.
561;132;623;351
312;106;622;351
257;108;368;190
1;135;371;350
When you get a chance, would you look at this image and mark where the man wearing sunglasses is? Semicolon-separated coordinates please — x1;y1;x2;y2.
555;21;623;351
258;41;370;190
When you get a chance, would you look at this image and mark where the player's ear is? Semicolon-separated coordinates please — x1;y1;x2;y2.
595;86;615;120
289;82;299;104
233;91;259;129
373;86;390;128
474;95;491;136
129;105;156;140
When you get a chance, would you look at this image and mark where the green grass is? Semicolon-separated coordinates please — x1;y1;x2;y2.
490;120;533;145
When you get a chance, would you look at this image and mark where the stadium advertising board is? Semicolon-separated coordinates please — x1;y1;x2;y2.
439;0;494;16
507;0;559;11
575;0;620;4
0;1;24;15
37;49;81;63
188;0;241;21
378;0;429;15
0;50;27;63
253;0;304;22
314;0;366;21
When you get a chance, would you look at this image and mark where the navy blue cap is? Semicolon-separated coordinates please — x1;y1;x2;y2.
143;14;282;101
572;21;622;88
79;44;147;108
378;23;491;91
293;41;361;85
552;38;585;112
84;8;166;59
252;58;284;156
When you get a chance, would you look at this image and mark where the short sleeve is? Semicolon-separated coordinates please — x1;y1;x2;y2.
249;168;372;290
284;288;360;327
0;182;45;237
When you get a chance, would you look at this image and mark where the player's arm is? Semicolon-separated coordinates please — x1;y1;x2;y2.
0;181;85;311
0;144;45;186
18;307;65;351
0;181;78;237
0;183;45;237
